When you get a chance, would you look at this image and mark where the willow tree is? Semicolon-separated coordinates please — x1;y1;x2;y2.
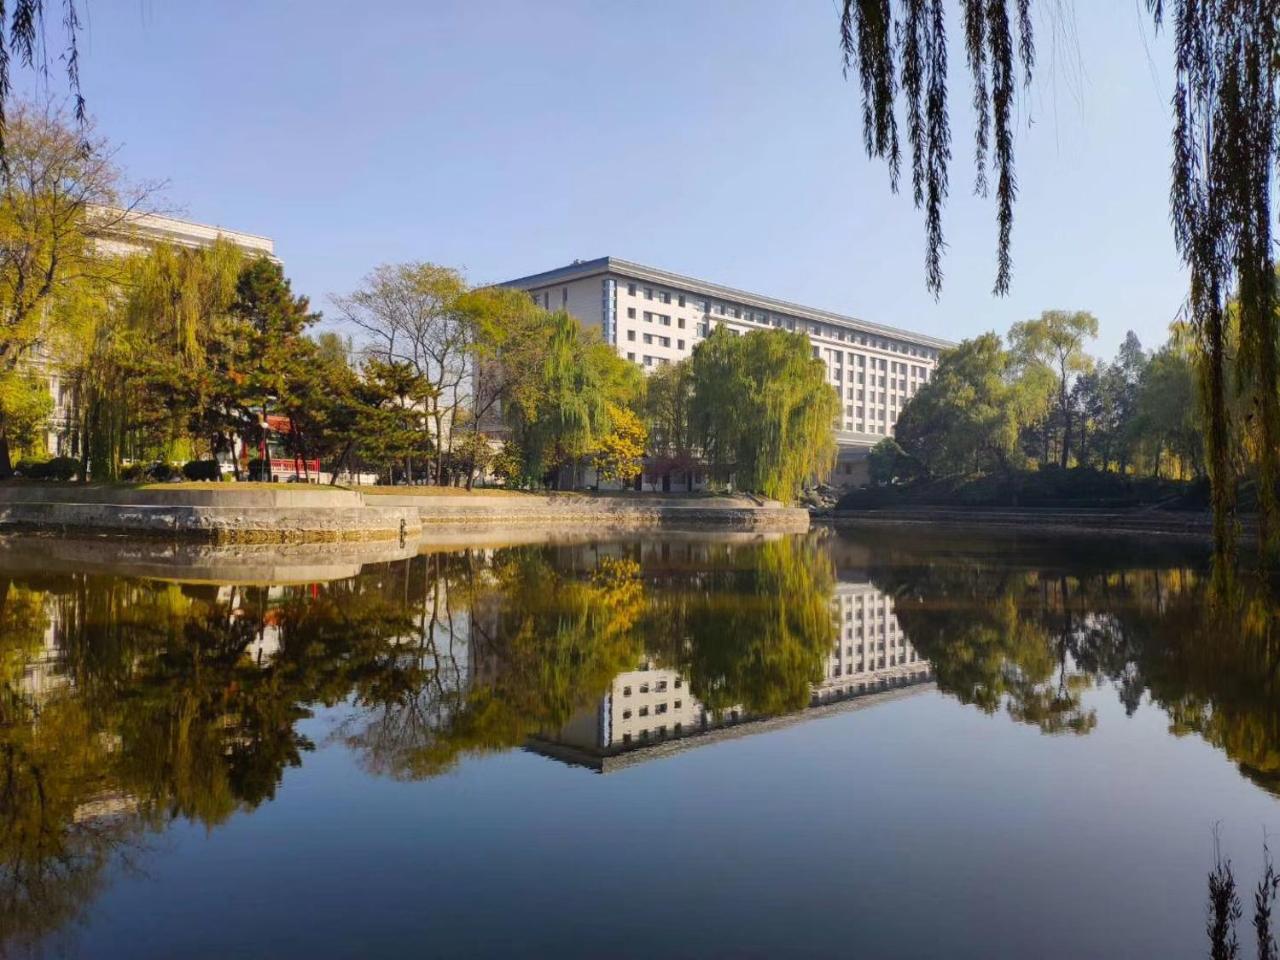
690;326;838;502
0;104;150;474
837;1;1280;559
76;241;243;478
504;310;610;486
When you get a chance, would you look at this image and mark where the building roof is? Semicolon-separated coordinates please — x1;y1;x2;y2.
500;256;955;350
90;205;277;260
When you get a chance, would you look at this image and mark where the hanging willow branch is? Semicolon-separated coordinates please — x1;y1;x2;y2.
839;0;1280;562
840;0;1033;296
0;0;87;164
1152;0;1280;560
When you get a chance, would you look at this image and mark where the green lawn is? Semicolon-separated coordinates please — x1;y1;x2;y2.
359;485;529;497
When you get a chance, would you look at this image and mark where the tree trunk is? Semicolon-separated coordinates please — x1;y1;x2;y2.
0;433;12;477
1059;379;1071;468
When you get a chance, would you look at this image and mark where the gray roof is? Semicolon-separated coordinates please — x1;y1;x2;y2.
500;256;955;350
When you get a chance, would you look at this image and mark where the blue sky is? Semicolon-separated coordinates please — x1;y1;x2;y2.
39;0;1183;358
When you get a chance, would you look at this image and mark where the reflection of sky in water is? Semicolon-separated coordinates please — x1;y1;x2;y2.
2;529;1278;959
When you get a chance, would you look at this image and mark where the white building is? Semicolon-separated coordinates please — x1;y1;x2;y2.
501;257;954;484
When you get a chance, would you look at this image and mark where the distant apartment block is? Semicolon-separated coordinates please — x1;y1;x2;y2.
501;257;954;482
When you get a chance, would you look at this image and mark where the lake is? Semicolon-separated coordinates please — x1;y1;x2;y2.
1;526;1277;958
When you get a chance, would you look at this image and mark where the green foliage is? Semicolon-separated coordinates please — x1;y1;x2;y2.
837;465;1193;510
489;442;524;486
452;431;496;489
895;332;1050;478
181;460;221;482
689;327;837;502
14;456;79;481
1008;310;1099;468
502;311;616;486
867;438;917;486
0;372;51;472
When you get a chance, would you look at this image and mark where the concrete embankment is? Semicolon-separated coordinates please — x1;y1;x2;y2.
0;534;422;583
0;486;809;542
371;492;810;533
0;485;419;544
825;506;1230;543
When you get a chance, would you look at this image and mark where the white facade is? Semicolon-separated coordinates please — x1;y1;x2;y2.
501;257;954;484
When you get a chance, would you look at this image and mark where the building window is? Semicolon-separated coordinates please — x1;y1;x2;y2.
659;291;670;304
627;352;636;361
627;330;636;342
561;287;568;306
677;340;685;350
623;686;632;696
622;709;632;719
644;287;653;300
677;317;685;329
627;307;636;318
678;294;686;307
627;283;636;296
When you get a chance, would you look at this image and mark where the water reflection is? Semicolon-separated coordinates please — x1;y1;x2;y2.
0;529;1278;954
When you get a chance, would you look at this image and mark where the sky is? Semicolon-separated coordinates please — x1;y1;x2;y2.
29;0;1186;358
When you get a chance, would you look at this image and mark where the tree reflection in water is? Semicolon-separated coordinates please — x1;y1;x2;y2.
1;530;1279;953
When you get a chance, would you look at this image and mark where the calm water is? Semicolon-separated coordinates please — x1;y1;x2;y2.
1;527;1278;958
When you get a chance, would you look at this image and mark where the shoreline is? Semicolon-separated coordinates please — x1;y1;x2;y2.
0;485;809;542
823;506;1240;543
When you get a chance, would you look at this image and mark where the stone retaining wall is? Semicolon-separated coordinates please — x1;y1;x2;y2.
0;486;809;541
0;486;419;543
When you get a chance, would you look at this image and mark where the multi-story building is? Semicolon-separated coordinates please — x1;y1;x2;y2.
34;208;277;457
501;257;954;484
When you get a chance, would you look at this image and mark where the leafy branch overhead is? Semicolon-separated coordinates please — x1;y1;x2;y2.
840;0;1033;296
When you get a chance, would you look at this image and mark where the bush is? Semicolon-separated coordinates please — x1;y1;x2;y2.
247;459;272;482
182;459;221;482
44;456;80;481
12;457;78;481
14;458;47;479
119;463;147;482
147;462;174;482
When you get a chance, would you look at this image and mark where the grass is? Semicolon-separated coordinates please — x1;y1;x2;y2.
360;485;532;497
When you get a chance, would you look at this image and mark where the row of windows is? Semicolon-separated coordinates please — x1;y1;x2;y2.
620;699;684;720
627;353;673;367
618;281;939;360
620;678;683;696
620;723;684;745
624;329;687;350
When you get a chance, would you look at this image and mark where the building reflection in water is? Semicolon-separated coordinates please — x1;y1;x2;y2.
530;577;933;772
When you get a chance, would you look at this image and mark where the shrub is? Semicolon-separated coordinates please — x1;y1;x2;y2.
119;463;147;482
147;462;174;482
14;458;48;479
44;456;80;481
247;459;272;482
182;459;221;482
